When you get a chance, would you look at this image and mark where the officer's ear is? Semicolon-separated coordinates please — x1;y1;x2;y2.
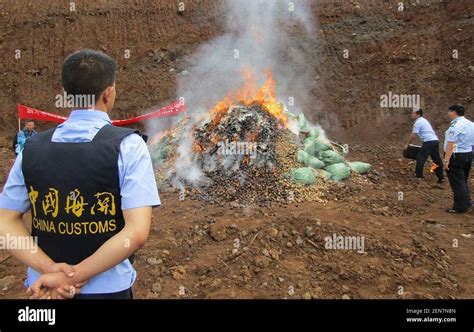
101;85;116;105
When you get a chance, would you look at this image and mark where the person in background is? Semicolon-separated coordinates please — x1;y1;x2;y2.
13;120;38;156
443;104;473;214
405;108;444;183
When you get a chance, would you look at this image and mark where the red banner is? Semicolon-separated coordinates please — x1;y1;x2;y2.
111;101;185;126
18;105;66;124
17;101;185;126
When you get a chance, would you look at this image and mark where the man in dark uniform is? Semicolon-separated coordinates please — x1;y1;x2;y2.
443;104;473;213
0;49;160;299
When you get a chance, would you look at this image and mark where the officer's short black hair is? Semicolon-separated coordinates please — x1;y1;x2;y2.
61;49;116;102
448;104;465;116
25;119;34;123
415;108;423;117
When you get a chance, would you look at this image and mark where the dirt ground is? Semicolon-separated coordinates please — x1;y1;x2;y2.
0;0;473;299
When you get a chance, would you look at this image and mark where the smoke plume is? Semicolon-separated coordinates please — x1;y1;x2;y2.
178;0;316;117
160;0;319;188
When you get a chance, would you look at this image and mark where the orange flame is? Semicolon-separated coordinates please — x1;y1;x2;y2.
193;143;204;153
210;68;288;126
210;133;220;145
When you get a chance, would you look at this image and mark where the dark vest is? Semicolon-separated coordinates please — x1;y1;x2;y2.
22;125;137;265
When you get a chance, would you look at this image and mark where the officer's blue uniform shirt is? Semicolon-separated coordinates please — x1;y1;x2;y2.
15;129;38;154
412;117;439;142
0;110;161;294
444;116;474;153
471;120;474;149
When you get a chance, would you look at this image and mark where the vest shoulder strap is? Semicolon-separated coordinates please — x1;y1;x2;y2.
25;125;138;145
92;125;138;143
26;128;56;144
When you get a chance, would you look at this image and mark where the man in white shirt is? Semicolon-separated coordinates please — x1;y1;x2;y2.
406;108;444;182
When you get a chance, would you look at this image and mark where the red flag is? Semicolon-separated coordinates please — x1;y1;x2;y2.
111;101;185;126
18;105;66;124
17;101;185;126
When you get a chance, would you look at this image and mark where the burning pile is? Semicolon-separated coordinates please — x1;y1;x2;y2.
193;103;279;170
189;102;329;205
149;70;370;206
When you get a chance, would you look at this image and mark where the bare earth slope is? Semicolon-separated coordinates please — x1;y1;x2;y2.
0;0;472;299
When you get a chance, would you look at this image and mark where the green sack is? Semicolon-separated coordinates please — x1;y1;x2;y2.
304;136;331;156
305;156;325;169
348;162;372;175
308;127;321;138
315;169;332;180
150;143;170;164
303;141;314;155
297;150;309;163
325;163;351;181
303;129;318;144
285;109;298;119
291;167;316;185
319;150;344;165
296;150;325;169
298;113;311;133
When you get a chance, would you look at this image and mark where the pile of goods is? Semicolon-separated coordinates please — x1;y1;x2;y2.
148;102;371;206
290;113;372;184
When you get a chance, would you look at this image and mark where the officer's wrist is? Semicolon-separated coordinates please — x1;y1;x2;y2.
38;259;55;274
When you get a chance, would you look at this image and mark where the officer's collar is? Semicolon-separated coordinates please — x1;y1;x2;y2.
451;116;464;123
69;109;112;123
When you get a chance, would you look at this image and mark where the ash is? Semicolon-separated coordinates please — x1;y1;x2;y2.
194;104;280;171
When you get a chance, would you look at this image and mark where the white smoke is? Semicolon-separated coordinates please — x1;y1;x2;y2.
169;0;320;187
178;0;317;117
